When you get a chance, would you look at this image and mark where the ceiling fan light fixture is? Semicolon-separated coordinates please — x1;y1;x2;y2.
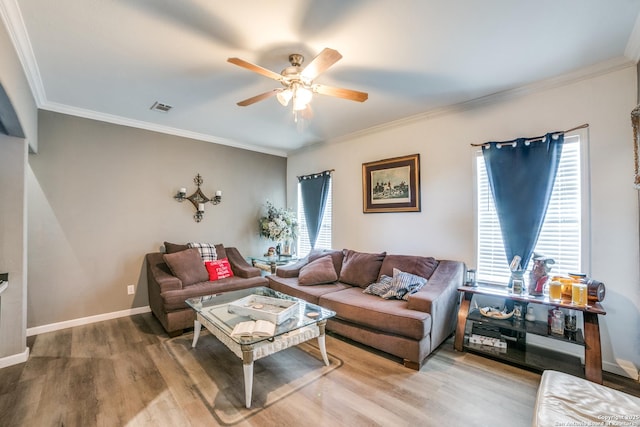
292;85;313;111
276;88;292;106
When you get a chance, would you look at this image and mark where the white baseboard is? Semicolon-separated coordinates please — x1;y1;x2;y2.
604;360;640;381
0;347;29;369
26;306;151;337
524;335;639;381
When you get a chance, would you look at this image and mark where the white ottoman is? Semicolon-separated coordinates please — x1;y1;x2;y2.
533;370;640;427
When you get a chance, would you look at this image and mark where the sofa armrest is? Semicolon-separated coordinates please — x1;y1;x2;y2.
225;247;261;278
275;258;309;278
146;253;183;293
407;260;465;348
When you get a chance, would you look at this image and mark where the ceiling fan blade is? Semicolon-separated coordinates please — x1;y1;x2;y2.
314;84;368;102
236;89;280;106
227;57;284;82
301;48;342;80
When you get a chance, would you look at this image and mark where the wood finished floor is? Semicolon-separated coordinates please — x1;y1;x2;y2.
0;313;637;427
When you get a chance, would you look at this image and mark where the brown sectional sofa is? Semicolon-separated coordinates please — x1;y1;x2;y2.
267;248;465;369
146;243;267;336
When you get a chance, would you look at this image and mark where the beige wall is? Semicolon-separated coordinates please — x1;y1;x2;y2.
28;111;286;327
287;65;640;379
0;135;27;361
0;14;36;364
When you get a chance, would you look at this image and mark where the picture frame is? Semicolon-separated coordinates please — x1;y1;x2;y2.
362;154;420;213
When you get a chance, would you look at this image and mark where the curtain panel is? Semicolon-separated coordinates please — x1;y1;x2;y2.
482;133;564;270
298;170;332;249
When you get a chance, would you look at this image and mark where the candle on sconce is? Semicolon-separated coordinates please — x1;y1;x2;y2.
215;190;222;197
179;187;187;194
198;203;205;212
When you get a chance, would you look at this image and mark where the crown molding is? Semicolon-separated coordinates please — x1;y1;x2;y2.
625;12;640;63
1;0;286;157
0;0;46;105
41;101;288;157
315;56;635;150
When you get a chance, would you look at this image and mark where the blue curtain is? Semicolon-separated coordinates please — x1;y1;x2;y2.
299;170;331;249
482;133;564;269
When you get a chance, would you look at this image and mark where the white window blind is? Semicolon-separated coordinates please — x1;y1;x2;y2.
297;178;332;257
476;135;582;284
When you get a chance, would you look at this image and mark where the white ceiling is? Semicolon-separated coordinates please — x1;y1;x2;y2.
2;0;640;156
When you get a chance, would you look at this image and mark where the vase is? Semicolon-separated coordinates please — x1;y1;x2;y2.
282;241;291;255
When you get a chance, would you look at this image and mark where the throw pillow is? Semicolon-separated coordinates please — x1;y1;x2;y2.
187;242;218;262
299;255;338;285
164;241;189;254
363;269;427;300
205;258;234;281
382;268;428;300
378;254;438;281
214;243;227;260
339;249;386;288
363;275;393;297
308;249;344;277
163;248;209;286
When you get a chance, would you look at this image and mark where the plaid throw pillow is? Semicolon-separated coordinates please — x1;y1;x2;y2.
363;275;393;297
187;242;218;262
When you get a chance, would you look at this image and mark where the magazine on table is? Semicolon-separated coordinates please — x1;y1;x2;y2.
230;319;276;338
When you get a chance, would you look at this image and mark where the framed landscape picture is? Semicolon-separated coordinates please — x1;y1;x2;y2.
362;154;421;213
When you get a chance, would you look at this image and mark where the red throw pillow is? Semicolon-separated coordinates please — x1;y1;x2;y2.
205;258;234;281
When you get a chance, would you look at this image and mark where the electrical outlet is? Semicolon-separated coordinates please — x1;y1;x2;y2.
127;285;135;295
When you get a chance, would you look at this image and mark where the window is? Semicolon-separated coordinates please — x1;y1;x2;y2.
476;134;585;284
297;178;332;256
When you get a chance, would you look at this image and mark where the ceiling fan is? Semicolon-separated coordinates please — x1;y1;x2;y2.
227;48;368;115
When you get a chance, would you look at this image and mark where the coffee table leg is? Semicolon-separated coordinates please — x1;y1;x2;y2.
242;346;254;408
192;319;201;348
243;362;254;408
318;321;329;366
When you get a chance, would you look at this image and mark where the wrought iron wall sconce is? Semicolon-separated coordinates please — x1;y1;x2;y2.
174;174;222;222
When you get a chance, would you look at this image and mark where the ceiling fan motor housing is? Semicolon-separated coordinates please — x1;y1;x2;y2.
288;53;304;67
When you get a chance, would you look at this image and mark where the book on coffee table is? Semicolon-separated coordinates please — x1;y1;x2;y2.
231;319;276;338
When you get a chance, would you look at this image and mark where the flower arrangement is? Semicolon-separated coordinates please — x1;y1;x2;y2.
258;201;298;242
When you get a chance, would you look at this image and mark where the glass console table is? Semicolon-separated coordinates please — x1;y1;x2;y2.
250;254;298;274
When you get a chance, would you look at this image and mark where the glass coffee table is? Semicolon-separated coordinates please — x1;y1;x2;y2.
185;287;335;408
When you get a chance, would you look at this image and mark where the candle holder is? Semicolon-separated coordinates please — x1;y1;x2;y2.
173;174;222;222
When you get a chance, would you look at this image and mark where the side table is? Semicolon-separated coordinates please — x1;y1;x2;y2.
250;254;298;274
454;284;606;384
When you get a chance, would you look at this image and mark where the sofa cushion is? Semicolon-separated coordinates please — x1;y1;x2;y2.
379;254;439;281
205;258;234;281
267;275;351;305
308;249;345;277
299;255;338;285
319;287;431;340
339;249;386;288
188;242;218;262
164;241;189;254
163;248;209;286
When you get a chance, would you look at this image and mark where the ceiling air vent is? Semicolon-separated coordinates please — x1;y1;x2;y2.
150;101;172;113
